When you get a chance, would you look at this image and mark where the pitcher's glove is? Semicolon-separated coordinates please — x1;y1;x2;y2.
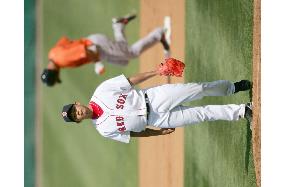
158;58;185;77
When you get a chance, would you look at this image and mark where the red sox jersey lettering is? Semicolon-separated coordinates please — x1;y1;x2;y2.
116;94;128;109
116;116;126;132
115;94;128;132
91;74;148;143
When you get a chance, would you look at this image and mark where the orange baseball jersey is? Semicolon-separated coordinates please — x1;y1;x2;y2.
48;36;98;68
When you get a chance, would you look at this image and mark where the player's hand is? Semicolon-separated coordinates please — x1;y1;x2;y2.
161;128;175;135
57;77;62;83
94;61;105;75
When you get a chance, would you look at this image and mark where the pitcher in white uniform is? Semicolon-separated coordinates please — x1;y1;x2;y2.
61;70;252;143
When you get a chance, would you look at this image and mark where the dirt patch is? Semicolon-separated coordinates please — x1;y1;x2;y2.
138;0;185;187
252;0;261;186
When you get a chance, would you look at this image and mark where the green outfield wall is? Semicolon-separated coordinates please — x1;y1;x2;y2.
24;0;36;186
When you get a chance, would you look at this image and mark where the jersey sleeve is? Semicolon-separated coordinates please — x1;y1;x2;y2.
103;131;131;143
55;36;70;46
96;74;132;92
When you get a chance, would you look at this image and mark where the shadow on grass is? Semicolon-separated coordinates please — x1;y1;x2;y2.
249;87;253;101
245;120;252;173
243;84;253;173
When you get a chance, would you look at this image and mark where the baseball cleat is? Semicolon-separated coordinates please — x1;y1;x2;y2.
234;80;252;93
244;102;253;130
112;13;137;25
161;16;171;57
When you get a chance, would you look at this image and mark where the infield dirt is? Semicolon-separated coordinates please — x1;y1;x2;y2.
252;0;261;186
138;0;185;187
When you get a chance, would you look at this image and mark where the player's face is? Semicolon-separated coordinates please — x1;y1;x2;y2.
70;103;91;123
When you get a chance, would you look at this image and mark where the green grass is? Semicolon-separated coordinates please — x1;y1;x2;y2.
42;1;139;187
184;0;255;186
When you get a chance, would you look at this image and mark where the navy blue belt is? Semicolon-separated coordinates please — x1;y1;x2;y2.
144;93;150;119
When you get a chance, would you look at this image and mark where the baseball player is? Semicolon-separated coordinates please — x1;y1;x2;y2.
61;68;253;143
41;14;171;86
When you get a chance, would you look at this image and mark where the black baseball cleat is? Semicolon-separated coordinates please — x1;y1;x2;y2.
244;102;253;129
160;34;170;51
112;14;136;25
234;80;252;93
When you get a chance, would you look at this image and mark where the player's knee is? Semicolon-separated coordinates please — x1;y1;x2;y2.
128;49;140;58
150;27;164;39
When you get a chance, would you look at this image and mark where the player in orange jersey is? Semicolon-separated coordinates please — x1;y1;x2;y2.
41;14;171;86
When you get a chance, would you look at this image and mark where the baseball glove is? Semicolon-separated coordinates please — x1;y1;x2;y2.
158;58;185;77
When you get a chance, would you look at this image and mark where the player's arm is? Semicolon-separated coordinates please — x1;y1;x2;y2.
127;70;159;86
47;60;62;83
130;127;175;137
57;68;62;83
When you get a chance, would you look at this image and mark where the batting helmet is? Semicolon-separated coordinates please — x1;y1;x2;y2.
41;69;61;86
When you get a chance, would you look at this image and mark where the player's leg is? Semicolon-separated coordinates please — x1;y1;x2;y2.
112;14;136;25
150;104;246;128
112;22;127;43
128;27;165;57
87;34;113;61
145;80;235;112
112;14;136;43
161;16;171;58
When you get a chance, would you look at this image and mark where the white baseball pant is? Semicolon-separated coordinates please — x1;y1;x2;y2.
87;22;164;65
144;80;246;128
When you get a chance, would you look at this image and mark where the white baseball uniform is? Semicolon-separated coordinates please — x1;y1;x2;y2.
90;74;246;143
87;22;165;66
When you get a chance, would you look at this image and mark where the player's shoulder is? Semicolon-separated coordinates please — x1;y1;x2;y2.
100;74;127;86
93;74;131;95
93;79;109;94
